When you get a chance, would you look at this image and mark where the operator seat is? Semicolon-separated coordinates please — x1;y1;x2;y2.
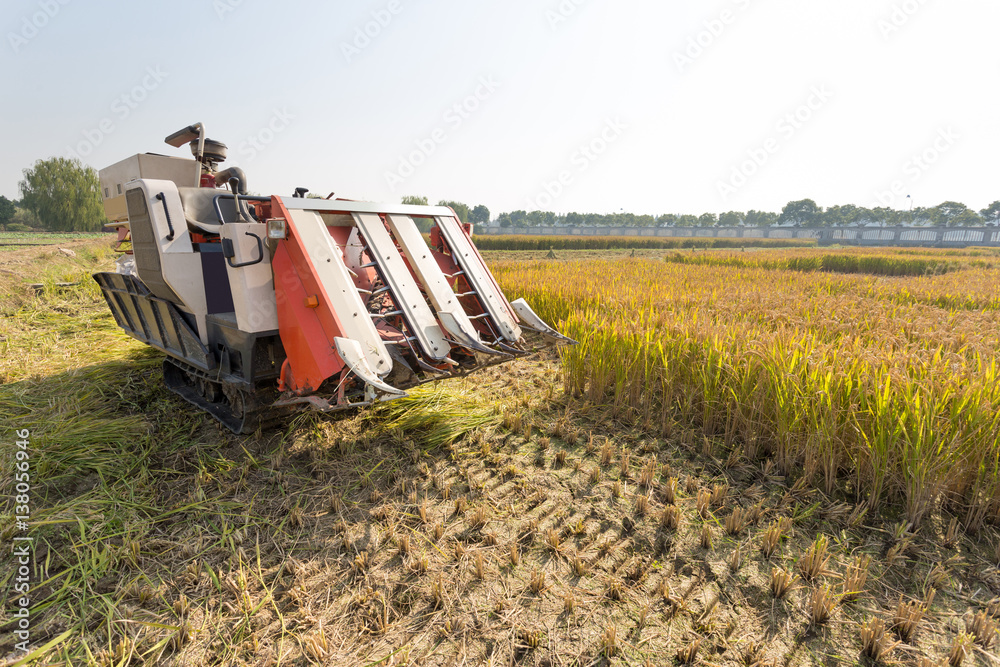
177;187;241;234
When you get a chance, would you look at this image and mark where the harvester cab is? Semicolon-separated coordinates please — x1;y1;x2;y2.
93;123;575;433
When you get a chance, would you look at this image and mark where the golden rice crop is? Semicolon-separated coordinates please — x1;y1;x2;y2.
493;252;1000;529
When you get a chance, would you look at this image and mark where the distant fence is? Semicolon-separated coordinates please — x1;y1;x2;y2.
477;225;1000;248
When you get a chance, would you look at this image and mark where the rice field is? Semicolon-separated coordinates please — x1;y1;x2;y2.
494;247;1000;530
3;240;1000;665
662;245;1000;277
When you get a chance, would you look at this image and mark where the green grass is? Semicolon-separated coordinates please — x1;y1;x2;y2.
0;337;188;661
0;244;516;662
0;231;108;240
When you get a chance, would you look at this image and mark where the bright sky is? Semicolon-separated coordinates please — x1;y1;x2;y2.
2;0;997;217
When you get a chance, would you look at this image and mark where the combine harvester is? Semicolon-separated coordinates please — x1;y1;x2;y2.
94;123;574;433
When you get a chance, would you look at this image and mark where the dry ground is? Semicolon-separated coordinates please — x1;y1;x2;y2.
1;241;998;666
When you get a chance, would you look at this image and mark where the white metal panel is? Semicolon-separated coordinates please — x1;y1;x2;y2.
385;214;485;348
221;222;278;333
100;154;200;222
139;180;194;255
434;215;522;342
287;209;392;376
139;180;209;343
353;213;450;361
900;230;937;242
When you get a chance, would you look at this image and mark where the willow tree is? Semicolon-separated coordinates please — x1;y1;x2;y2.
0;196;15;230
19;157;105;231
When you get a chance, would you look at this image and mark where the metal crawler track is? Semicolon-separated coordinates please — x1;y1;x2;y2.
162;358;288;433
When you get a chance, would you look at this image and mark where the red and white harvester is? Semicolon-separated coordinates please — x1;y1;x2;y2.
94;123;574;433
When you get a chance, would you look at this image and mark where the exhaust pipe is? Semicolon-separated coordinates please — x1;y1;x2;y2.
215;166;248;195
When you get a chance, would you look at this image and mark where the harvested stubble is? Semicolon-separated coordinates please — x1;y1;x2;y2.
807;584;838;626
948;632;975;666
11;239;1000;665
725;506;746;535
728;545;743;572
699;524;713;550
600;623;619;657
798;534;832;581
493;253;1000;530
841;554;871;602
860;617;898;662
760;519;788;559
660;505;680;531
966;610;997;648
676;637;702;664
770;567;798;599
893;593;932;643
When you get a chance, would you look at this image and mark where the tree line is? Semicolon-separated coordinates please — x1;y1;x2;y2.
400;196;490;227
495;199;1000;229
4;158;998;233
1;157;494;234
